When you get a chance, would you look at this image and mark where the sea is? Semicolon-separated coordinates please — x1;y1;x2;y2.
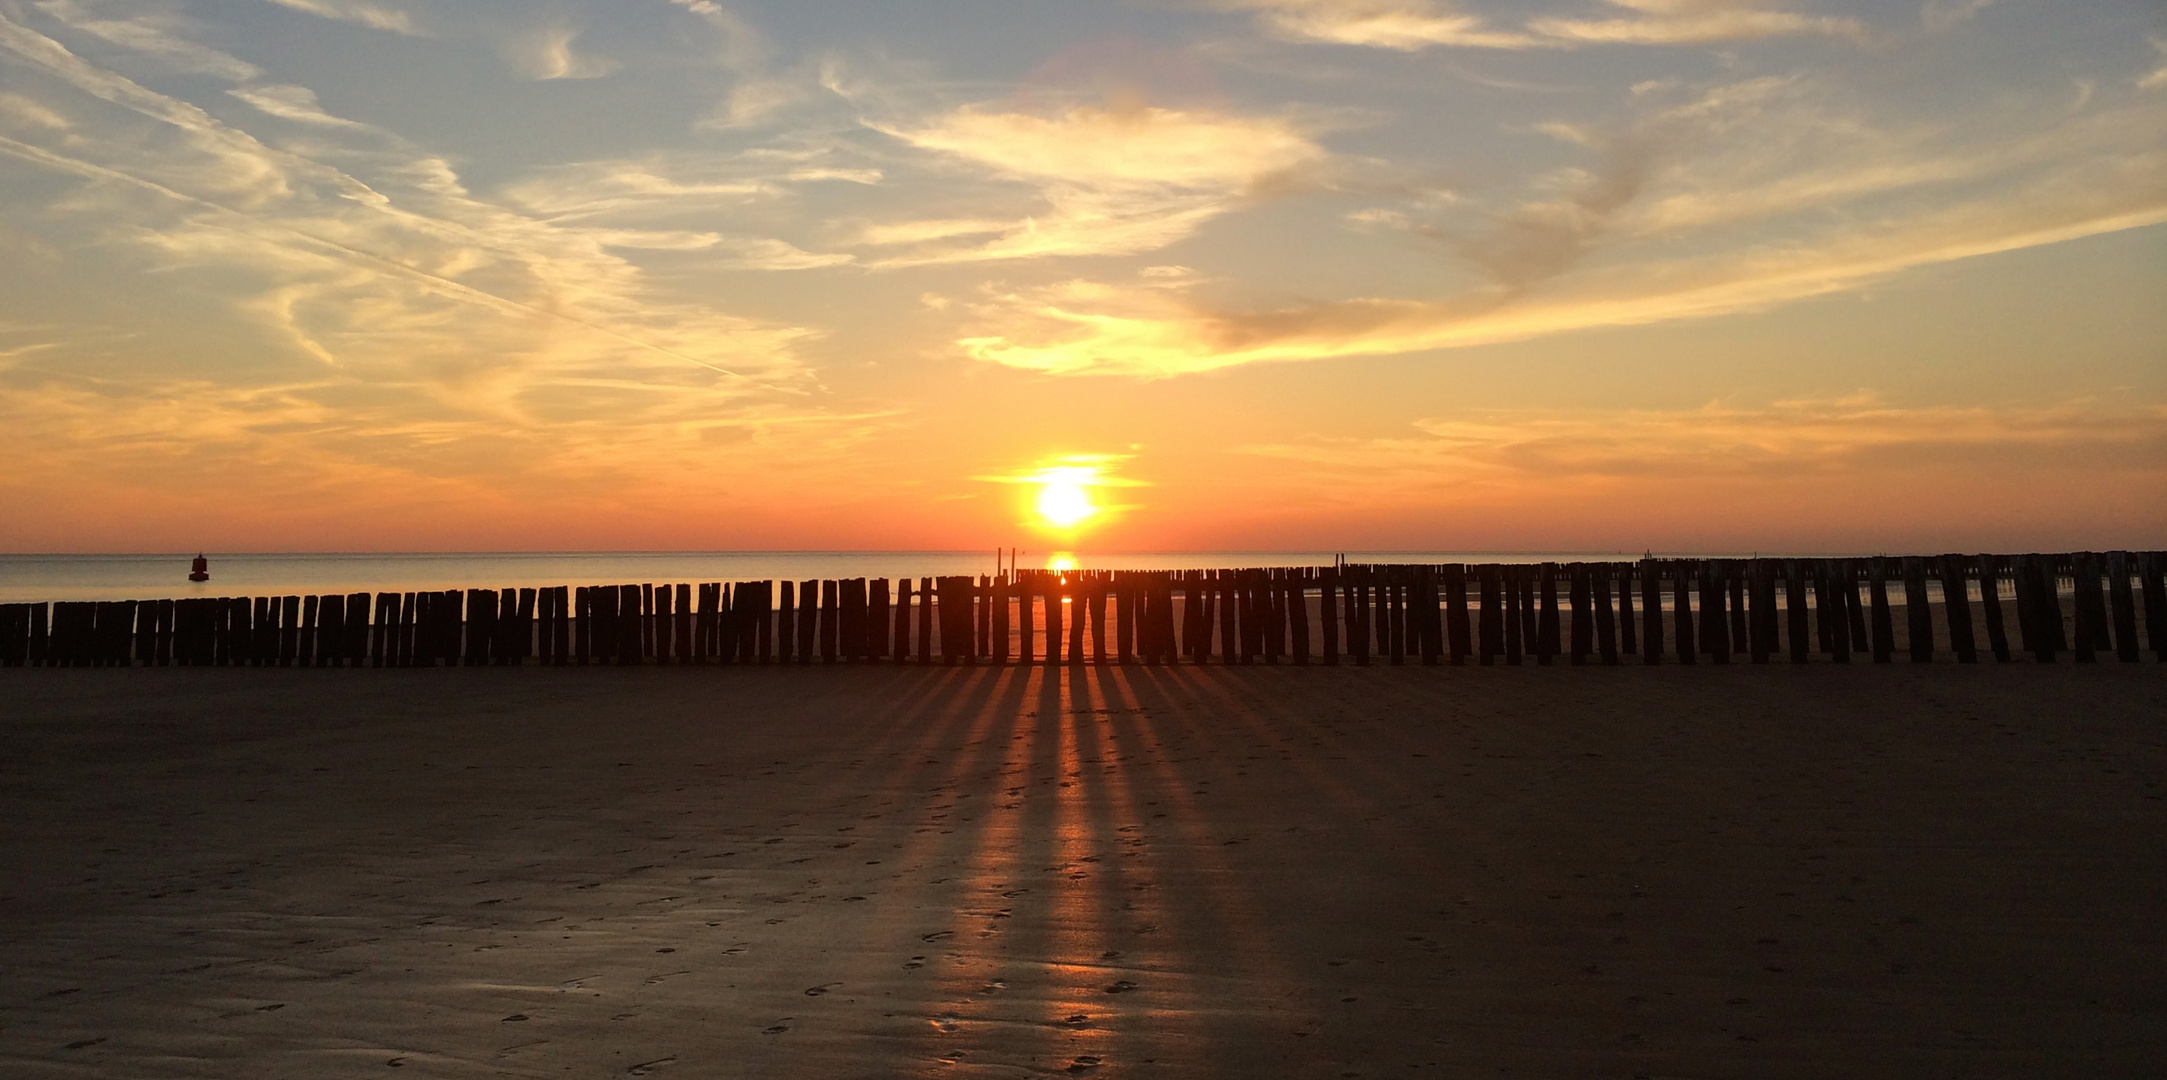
0;551;1671;604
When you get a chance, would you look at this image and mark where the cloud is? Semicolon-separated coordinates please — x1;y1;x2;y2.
864;102;1328;263
1215;0;1540;50
228;84;364;127
1220;0;1868;50
503;24;616;80
257;0;420;36
0;9;843;516
35;0;262;80
1528;0;1868;46
1239;397;2167;498
1921;0;1993;34
2142;37;2167;91
950;136;2167;376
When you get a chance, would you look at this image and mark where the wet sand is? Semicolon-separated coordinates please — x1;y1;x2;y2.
1;664;2162;1078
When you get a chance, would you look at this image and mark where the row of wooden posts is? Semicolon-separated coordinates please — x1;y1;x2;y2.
3;553;2163;669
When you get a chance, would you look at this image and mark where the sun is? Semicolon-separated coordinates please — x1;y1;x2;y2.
1035;476;1098;528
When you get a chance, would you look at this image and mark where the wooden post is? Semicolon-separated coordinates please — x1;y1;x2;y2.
891;578;912;662
1066;575;1087;665
841;578;868;662
2107;552;2140;663
1902;557;1935;663
653;584;674;664
820;579;840;664
1976;557;2011;663
1292;572;1315;665
1568;566;1591;665
1868;558;1895;663
1671;562;1696;665
1823;561;1849;664
1592;565;1618;665
2072;553;2109;664
1472;566;1496;665
1316;568;1339;664
1727;568;1748;654
1941;556;1978;664
2139;551;2167;661
776;580;795;663
1698;563;1726;664
1013;575;1033;665
1535;564;1559;666
991;575;1010;664
794;580;815;664
1218;573;1238;666
1641;561;1666;664
917;577;935;664
1616;563;1637;656
2013;557;2051;662
1089;576;1109;664
869;579;890;660
1508;563;1525;667
1745;561;1770;663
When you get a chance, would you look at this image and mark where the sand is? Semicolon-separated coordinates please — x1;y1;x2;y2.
1;663;2161;1078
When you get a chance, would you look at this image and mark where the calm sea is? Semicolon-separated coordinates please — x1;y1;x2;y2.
0;551;1661;604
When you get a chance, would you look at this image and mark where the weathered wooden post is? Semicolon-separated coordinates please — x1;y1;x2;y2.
1821;561;1850;664
1868;558;1895;663
2139;551;2167;661
1292;573;1315;665
1041;574;1062;667
1671;562;1696;665
1568;565;1591;665
844;578;871;661
796;579;817;664
820;579;840;664
869;579;891;661
1089;576;1109;664
2107;552;2140;663
1902;558;1935;663
2072;553;2110;663
1311;568;1334;664
1727;568;1749;655
1690;568;1724;663
1975;557;2010;662
917;577;936;665
1639;561;1663;665
1592;564;1619;665
892;578;912;662
776;580;796;663
1535;564;1559;666
1941;556;1977;663
1014;573;1034;665
1067;575;1087;665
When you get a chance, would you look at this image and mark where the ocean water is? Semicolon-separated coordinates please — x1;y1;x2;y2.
0;551;1658;604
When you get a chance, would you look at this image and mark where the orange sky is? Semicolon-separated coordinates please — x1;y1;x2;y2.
1;1;2162;553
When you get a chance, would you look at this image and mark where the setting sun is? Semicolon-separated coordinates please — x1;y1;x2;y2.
1035;475;1097;528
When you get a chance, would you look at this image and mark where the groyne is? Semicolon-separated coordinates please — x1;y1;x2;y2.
3;553;2161;669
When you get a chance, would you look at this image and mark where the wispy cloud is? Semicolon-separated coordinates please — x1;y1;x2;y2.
36;0;261;80
2142;37;2167;91
502;24;616;80
257;0;421;36
1214;0;1539;50
228;84;365;128
864;102;1328;263
1528;0;1868;46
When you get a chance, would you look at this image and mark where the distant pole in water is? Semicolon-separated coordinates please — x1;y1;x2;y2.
189;553;209;582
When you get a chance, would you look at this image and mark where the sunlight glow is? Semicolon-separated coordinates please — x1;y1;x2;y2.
1046;552;1078;573
1036;475;1098;528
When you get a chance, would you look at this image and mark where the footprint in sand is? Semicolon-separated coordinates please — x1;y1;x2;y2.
1102;980;1137;994
903;957;926;970
1068;1056;1103;1072
804;983;841;997
921;931;954;943
501;1014;528;1022
626;1056;676;1074
931;1012;961;1032
762;1022;791;1035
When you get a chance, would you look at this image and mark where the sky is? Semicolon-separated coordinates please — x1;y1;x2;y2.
0;0;2161;555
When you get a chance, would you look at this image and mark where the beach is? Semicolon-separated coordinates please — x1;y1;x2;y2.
2;664;2161;1078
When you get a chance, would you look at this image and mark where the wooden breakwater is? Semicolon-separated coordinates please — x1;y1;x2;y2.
2;553;2162;670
